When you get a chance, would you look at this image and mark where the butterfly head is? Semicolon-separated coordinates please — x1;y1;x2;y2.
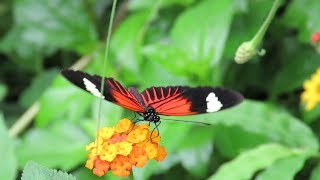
144;107;160;123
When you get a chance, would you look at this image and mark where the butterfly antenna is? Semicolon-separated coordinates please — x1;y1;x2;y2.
160;118;211;125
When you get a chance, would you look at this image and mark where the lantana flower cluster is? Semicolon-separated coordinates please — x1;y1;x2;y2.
85;118;167;177
301;68;320;111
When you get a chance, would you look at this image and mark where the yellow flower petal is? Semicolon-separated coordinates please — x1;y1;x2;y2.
100;144;117;162
127;127;149;143
99;127;115;140
144;142;158;159
115;118;133;133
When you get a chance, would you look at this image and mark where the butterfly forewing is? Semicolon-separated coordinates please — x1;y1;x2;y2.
61;70;144;112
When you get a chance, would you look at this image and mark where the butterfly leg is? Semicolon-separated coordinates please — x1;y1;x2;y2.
128;119;143;134
150;121;161;143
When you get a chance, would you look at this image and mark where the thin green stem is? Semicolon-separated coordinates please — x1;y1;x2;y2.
96;0;118;149
251;0;282;47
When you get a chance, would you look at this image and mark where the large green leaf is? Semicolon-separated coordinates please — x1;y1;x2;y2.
171;0;233;65
0;26;47;72
22;161;75;180
181;100;318;153
36;76;93;127
178;142;213;177
0;0;97;71
13;0;97;53
19;69;59;107
270;41;320;96
110;10;151;83
0;113;17;180
214;125;268;157
209;144;311;180
311;162;320;180
143;0;234;82
165;126;215;177
283;0;320;43
16;122;90;171
214;100;318;150
257;153;313;180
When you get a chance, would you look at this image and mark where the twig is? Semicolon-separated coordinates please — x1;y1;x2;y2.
8;102;40;138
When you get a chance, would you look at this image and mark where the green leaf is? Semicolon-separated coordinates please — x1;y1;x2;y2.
19;69;59;107
142;44;193;77
180;100;318;154
210;100;319;151
209;144;306;180
0;113;17;180
129;0;195;10
36;76;93;127
21;161;75;180
171;0;233;65
90;100;124;127
311;162;320;180
283;0;320;43
214;125;268;157
270;41;320;96
74;167;119;180
257;153;313;180
0;83;7;102
302;104;320;124
110;10;151;83
0;26;46;72
14;0;97;53
178;142;213;177
143;0;234;82
16;122;90;171
172;126;215;176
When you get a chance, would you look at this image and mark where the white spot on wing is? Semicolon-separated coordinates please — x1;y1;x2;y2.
206;92;222;112
83;78;105;99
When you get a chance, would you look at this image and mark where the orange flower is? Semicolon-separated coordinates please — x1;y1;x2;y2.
85;118;167;177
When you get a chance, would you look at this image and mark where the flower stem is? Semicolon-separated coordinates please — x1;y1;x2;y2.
251;0;282;47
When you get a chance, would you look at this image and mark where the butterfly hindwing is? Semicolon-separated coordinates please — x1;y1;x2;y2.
61;70;144;112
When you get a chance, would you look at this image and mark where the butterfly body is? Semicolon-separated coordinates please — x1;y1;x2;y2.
61;70;243;123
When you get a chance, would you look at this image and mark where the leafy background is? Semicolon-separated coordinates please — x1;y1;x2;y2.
1;0;320;179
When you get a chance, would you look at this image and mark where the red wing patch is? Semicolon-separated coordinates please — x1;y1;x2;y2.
106;79;144;113
141;87;197;116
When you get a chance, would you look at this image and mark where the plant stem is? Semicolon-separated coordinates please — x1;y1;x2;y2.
251;0;282;47
8;102;40;138
96;0;118;152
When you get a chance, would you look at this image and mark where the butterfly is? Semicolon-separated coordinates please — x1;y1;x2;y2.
61;70;243;125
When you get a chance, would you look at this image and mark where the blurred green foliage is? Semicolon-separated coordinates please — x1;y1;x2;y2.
1;0;320;179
